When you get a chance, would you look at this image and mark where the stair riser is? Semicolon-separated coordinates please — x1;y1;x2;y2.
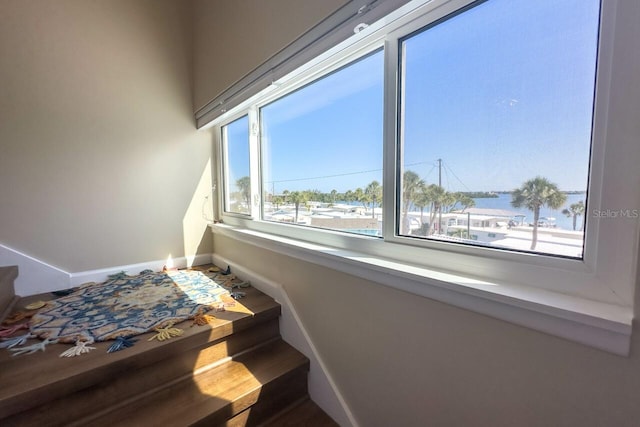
216;371;309;427
0;303;281;419
2;319;281;427
79;340;310;427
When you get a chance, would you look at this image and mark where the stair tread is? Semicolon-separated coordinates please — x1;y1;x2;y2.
85;339;309;427
0;285;280;419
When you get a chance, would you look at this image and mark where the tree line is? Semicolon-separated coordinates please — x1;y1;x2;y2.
234;173;585;250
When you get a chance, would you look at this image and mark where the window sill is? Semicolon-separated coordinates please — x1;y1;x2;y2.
210;223;633;356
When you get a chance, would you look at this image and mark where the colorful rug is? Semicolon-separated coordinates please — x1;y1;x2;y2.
29;269;231;344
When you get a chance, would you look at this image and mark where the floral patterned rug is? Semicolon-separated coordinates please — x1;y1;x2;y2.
29;268;231;344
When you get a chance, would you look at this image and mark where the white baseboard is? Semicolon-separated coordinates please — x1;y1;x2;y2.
212;253;357;427
69;253;213;286
0;243;213;296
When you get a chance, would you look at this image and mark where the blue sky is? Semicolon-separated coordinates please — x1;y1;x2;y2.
229;0;600;194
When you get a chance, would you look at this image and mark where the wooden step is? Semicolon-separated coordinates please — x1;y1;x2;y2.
0;285;282;425
78;339;309;427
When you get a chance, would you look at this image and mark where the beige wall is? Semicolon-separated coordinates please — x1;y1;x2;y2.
0;0;213;272
215;234;640;427
192;0;347;111
204;0;640;425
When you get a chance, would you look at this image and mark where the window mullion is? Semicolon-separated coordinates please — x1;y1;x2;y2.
383;37;400;241
248;107;260;219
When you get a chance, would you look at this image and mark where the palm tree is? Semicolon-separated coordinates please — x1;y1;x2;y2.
413;185;432;235
288;191;308;223
272;195;284;210
344;190;355;203
451;192;476;212
511;177;567;250
402;170;425;234
330;189;338;203
353;188;366;210
235;176;251;213
364;180;382;218
562;200;585;231
426;184;447;235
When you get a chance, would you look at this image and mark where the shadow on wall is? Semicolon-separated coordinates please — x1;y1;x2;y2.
182;157;215;265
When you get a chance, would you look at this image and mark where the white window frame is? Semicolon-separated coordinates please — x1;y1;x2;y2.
220;113;253;217
208;0;638;355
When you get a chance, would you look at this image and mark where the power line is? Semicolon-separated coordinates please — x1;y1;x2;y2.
264;159;465;190
267;167;382;184
266;159;435;185
442;161;471;191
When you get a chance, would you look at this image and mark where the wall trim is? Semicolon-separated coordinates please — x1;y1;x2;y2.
212;253;358;427
0;243;213;296
69;253;213;286
210;223;633;357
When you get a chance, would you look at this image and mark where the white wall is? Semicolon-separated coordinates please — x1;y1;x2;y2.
0;0;213;274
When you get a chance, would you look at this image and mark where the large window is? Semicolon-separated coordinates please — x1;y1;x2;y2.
397;0;599;258
260;51;384;236
219;0;602;259
211;0;639;329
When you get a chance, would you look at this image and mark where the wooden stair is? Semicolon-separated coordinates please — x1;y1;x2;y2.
0;266;338;426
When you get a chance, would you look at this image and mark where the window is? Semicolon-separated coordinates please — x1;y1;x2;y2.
397;0;599;259
210;0;638;353
260;50;384;236
221;115;251;215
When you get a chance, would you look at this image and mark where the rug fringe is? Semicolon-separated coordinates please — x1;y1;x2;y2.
230;291;246;300
107;336;137;353
0;323;29;338
0;332;34;349
2;310;37;325
191;308;217;327
148;323;183;341
60;340;96;358
10;337;58;356
108;271;128;280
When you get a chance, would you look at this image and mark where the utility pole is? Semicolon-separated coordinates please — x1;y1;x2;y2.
438;158;442;235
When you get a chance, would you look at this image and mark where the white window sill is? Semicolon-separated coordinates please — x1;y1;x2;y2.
210;223;633;356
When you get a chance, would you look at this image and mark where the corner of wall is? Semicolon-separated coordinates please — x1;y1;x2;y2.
212;253;358;427
0;243;71;296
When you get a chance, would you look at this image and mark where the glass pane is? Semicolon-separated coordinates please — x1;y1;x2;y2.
222;115;251;214
398;0;599;258
261;50;384;236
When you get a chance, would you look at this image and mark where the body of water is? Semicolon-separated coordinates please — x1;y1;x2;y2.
472;193;587;231
335;192;587;232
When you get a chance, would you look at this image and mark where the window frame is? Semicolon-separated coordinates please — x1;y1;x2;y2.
220;113;253;217
381;0;604;283
209;0;637;355
257;46;386;236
